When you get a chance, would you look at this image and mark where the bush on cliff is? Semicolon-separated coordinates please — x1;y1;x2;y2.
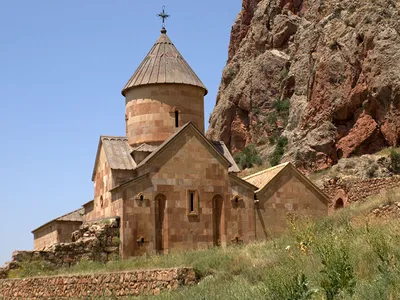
390;149;400;173
269;136;288;166
234;144;262;170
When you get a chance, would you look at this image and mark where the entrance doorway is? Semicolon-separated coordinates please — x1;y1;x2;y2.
212;195;223;246
155;194;166;253
334;198;344;210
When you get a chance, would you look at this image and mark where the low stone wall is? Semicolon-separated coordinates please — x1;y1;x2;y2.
0;268;196;299
0;218;120;279
322;175;400;208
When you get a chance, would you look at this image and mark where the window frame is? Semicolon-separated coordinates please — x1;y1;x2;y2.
186;189;199;216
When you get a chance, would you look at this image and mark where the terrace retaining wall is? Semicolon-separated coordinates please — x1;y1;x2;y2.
322;175;400;209
0;267;196;299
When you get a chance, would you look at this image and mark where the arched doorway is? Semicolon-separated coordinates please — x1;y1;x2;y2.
212;195;223;247
334;198;344;210
155;194;166;253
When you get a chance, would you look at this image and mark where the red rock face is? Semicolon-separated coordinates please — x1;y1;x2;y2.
207;0;400;170
228;0;262;62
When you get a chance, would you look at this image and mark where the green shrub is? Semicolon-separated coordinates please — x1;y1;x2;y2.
390;149;400;173
279;67;289;79
367;163;379;178
269;137;288;166
277;136;289;148
265;272;315;300
227;67;236;79
253;107;261;115
316;238;356;300
273;98;290;116
8;261;55;279
258;136;267;146
234;144;263;170
267;112;277;125
269;136;276;146
271;98;290;125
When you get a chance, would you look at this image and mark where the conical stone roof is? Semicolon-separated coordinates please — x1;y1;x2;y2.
122;29;208;96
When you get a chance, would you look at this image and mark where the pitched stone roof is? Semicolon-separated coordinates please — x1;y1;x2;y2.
122;29;207;96
92;136;137;180
56;208;84;222
243;163;329;203
212;141;240;173
136;122;231;169
93;129;239;181
132;143;158;153
243;163;289;191
32;208;84;233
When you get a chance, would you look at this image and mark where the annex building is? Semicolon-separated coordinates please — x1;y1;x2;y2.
32;27;328;258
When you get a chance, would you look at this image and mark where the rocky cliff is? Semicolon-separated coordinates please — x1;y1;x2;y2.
207;0;400;171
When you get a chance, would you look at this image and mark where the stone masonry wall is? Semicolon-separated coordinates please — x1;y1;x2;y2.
0;218;120;279
256;168;328;238
0;268;196;299
322;176;400;208
125;84;205;147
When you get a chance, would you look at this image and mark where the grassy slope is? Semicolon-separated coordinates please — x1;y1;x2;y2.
10;188;400;299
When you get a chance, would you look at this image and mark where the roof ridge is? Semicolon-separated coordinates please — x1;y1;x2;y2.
56;208;84;221
101;135;127;139
243;162;290;180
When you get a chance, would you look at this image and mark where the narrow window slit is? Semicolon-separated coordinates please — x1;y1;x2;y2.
190;192;194;212
175;111;179;128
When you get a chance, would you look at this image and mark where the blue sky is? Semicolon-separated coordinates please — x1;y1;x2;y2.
0;1;241;265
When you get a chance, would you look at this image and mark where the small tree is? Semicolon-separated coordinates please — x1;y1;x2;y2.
234;144;263;170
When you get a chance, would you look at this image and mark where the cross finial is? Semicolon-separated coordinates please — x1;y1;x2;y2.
157;6;170;31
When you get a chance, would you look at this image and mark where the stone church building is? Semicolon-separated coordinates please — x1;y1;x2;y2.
32;28;328;257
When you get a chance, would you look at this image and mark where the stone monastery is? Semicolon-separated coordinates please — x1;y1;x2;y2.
32;27;328;258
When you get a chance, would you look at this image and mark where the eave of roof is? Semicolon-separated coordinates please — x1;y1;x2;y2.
92;136;136;181
109;172;150;192
32;208;84;233
229;173;258;190
212;141;240;173
243;162;290;192
244;162;330;204
82;199;94;207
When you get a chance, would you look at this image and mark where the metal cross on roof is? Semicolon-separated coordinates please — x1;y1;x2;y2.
157;5;170;29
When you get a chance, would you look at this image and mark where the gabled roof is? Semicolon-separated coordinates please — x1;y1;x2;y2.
132;143;158;153
122;29;208;96
243;163;289;191
135;122;231;170
212;141;240;173
32;208;84;233
243;162;329;203
229;173;258;190
92;136;137;180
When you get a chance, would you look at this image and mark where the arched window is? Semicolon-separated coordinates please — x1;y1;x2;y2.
175;110;179;128
334;198;344;210
100;196;104;208
231;195;240;204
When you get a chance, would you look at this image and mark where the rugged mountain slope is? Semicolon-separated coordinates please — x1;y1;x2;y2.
207;0;400;171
